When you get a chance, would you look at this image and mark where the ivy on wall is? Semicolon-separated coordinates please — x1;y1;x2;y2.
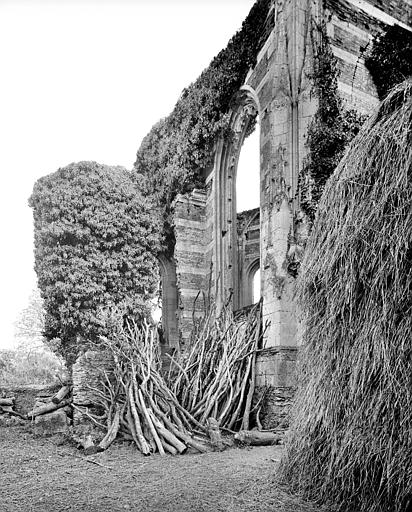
134;0;274;253
365;24;412;100
301;23;412;223
299;24;365;222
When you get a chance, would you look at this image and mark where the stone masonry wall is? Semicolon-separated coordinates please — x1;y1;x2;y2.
325;0;412;112
169;0;412;432
173;189;209;345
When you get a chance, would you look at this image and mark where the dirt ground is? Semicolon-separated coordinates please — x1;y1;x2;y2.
0;422;329;512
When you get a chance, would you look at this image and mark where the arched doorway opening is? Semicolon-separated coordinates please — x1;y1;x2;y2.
236;123;261;309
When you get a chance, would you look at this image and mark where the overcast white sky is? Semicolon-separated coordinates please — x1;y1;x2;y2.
0;0;259;349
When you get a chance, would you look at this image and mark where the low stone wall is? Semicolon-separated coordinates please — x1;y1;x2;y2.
254;346;298;433
253;386;295;433
72;350;113;439
72;350;113;407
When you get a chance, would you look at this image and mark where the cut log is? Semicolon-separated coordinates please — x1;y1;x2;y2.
137;388;165;455
159;413;209;453
0;398;15;406
27;398;72;419
234;430;281;446
206;417;224;451
148;410;187;454
161;439;178;455
148;398;210;453
125;405;140;449
52;385;71;404
129;384;150;455
142;419;157;453
98;404;121;451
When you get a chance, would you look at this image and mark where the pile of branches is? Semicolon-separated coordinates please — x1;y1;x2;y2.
85;321;211;455
80;300;267;455
280;79;412;511
167;300;264;431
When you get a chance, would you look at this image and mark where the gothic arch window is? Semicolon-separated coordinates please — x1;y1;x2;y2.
213;86;261;311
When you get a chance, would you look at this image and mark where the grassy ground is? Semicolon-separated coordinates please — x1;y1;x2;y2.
0;422;329;512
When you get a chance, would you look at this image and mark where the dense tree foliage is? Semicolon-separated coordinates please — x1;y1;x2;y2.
365;24;412;100
134;0;273;252
29;161;161;364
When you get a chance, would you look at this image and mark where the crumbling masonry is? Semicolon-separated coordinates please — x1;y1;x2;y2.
154;0;412;429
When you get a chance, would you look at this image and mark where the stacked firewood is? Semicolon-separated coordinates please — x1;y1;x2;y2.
0;384;72;422
0;396;21;418
83;301;272;455
167;301;264;431
84;321;211;455
27;385;72;420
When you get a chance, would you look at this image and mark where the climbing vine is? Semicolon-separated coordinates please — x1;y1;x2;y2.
299;24;365;222
365;24;412;100
134;0;274;253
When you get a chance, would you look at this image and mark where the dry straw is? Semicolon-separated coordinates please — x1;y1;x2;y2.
280;79;412;511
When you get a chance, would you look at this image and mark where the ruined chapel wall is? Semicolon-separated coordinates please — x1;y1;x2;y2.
173;190;209;345
170;0;411;429
244;1;318;355
324;0;412;113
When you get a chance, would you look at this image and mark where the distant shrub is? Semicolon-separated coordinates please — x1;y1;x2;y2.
0;347;65;387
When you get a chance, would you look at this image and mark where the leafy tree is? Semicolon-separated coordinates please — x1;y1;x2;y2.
0;347;64;386
14;288;46;350
29;161;161;365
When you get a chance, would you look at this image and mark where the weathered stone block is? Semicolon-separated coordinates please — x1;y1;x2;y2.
256;347;298;388
34;409;69;435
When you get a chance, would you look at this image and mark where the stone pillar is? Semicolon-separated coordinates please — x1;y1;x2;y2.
250;0;319;430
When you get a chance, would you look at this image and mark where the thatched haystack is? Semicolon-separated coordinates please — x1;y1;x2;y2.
280;79;412;512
